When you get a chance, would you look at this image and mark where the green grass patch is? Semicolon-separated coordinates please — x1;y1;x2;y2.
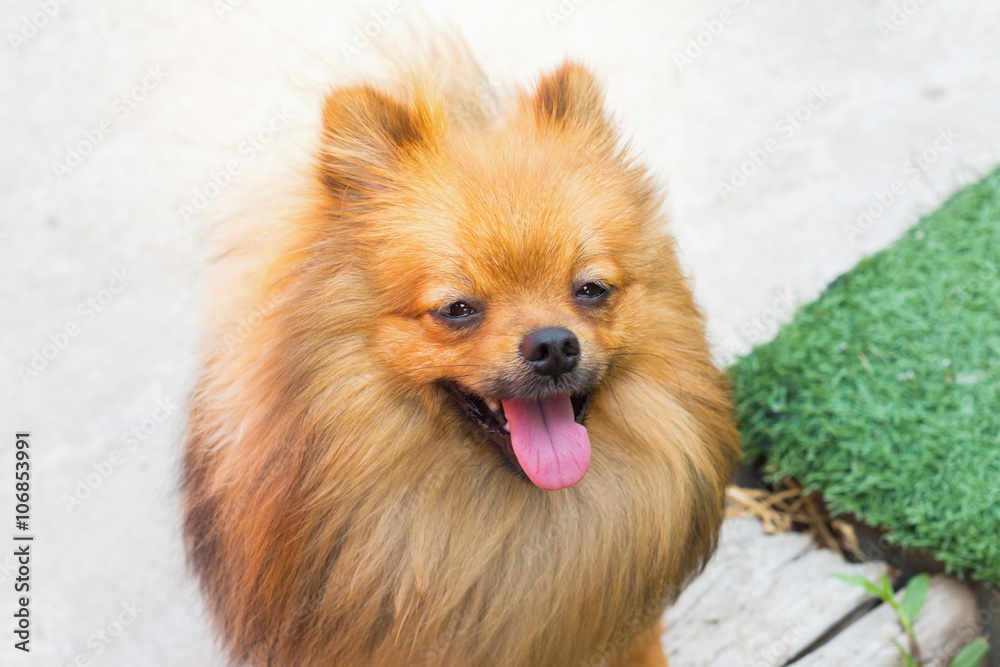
730;166;1000;585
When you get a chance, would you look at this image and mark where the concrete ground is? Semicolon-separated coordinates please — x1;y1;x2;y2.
1;0;998;664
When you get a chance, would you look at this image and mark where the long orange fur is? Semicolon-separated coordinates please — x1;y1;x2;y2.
183;52;739;667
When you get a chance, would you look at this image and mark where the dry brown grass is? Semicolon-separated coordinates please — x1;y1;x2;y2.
725;479;865;561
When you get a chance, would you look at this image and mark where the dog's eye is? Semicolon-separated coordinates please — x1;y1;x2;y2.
440;301;477;319
575;282;609;300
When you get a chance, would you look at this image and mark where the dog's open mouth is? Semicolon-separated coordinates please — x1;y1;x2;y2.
443;382;592;490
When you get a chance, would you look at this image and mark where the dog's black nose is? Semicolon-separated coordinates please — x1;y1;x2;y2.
520;327;580;379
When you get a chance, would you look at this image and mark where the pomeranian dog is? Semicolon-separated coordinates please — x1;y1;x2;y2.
183;42;739;667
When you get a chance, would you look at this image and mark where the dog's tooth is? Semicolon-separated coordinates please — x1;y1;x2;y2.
485;399;501;415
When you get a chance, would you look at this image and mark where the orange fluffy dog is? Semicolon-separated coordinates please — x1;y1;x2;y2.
183;50;739;666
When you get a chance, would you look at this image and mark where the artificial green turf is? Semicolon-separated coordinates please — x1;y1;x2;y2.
730;166;1000;586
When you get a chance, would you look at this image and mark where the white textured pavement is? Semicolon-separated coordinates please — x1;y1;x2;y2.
1;1;999;665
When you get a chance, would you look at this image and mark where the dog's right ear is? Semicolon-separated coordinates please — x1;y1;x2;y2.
527;62;608;132
318;85;444;202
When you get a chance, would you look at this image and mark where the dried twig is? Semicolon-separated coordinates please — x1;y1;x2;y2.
725;479;865;561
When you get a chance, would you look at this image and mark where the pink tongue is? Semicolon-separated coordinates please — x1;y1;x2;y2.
501;394;591;490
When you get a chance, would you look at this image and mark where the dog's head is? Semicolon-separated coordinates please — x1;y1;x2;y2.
317;63;678;489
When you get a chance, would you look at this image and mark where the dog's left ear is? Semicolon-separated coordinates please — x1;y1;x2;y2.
525;62;608;132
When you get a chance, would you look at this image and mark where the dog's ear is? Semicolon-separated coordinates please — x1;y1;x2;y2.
318;85;443;201
526;62;607;131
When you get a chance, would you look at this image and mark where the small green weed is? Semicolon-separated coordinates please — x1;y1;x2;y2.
833;573;989;667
